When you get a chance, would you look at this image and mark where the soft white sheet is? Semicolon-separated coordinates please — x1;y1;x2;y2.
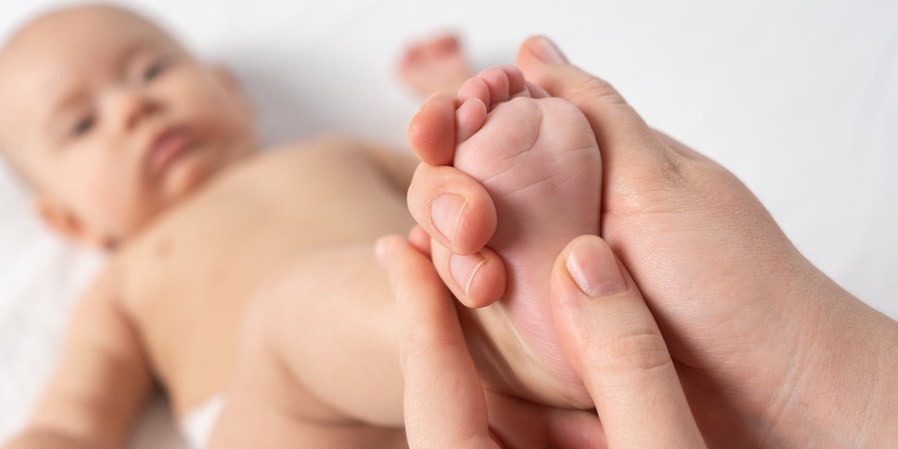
2;0;897;447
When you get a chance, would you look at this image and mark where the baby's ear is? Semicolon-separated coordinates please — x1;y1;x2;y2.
210;64;255;117
35;196;109;248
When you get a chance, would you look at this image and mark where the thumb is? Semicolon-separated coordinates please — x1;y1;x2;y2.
517;36;677;176
550;235;706;448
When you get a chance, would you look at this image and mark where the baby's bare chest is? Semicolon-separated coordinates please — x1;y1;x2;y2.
115;146;413;396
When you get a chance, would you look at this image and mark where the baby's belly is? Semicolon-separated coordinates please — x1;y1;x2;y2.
137;214;413;418
117;147;415;417
134;220;332;418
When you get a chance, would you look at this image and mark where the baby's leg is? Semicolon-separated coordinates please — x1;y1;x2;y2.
206;246;408;448
408;66;601;407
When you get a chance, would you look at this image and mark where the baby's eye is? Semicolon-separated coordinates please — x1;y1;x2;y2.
71;115;95;138
143;57;171;82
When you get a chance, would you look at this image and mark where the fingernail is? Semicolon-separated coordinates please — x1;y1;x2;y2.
565;237;626;297
431;194;466;245
529;36;568;65
449;252;487;297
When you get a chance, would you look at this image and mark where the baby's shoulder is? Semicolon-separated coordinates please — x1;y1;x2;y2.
85;256;127;303
71;256;136;326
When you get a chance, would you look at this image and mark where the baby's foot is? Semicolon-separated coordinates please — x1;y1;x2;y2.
399;33;473;97
408;66;601;407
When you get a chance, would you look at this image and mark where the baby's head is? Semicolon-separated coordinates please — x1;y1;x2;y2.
0;4;256;248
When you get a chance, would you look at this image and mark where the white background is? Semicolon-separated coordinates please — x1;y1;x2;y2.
1;0;896;447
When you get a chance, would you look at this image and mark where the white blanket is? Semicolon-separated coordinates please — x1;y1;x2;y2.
2;0;897;447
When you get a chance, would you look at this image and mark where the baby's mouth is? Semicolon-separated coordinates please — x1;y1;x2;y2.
149;127;192;176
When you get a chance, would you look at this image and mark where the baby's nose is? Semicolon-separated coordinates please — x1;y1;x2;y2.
103;87;161;131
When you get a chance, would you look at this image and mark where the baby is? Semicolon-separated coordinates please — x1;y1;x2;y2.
0;5;601;448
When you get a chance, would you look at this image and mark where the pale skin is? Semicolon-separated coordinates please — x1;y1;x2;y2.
381;234;708;449
0;5;419;443
403;36;898;447
0;6;604;449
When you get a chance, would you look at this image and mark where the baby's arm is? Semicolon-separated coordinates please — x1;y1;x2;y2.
3;267;153;449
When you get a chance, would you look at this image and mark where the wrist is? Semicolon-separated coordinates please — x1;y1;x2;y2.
855;311;898;446
771;271;898;447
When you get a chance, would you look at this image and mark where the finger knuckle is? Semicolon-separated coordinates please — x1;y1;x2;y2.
570;76;628;109
590;328;674;375
651;149;689;187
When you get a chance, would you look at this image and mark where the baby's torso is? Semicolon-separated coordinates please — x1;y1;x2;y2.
112;139;414;415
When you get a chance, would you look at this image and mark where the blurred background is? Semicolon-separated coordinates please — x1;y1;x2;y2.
1;0;896;447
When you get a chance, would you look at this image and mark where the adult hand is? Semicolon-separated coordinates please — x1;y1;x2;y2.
406;36;898;447
377;233;706;449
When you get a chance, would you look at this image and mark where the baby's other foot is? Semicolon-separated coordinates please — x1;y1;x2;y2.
408;66;601;408
399;33;473;97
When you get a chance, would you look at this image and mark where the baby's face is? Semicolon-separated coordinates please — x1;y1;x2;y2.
0;6;256;247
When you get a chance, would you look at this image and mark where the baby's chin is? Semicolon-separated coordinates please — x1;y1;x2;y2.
161;150;225;200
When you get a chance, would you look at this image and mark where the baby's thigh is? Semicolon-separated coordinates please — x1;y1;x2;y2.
208;271;405;449
202;324;295;448
207;363;404;449
204;284;325;448
238;245;406;425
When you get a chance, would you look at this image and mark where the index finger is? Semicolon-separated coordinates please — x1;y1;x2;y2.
376;235;500;449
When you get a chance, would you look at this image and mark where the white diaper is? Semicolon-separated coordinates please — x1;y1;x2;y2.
179;395;226;448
